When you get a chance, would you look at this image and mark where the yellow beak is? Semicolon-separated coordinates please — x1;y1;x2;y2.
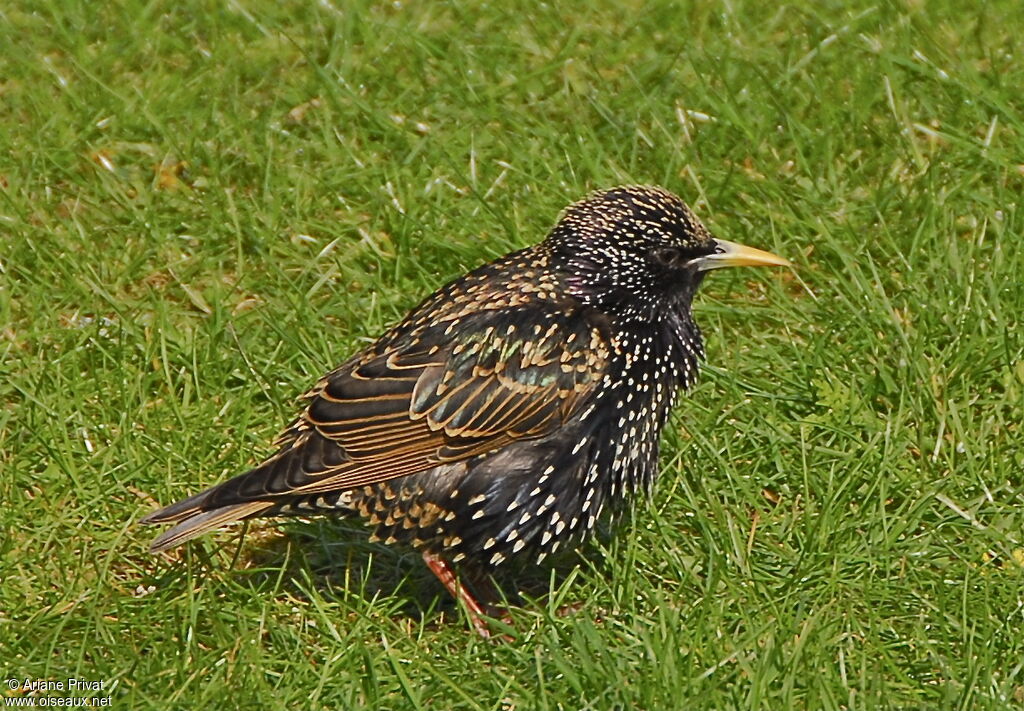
695;239;791;271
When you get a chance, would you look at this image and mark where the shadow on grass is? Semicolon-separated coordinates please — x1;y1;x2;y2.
144;515;598;632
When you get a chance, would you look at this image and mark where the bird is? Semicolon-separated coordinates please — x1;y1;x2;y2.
142;185;789;637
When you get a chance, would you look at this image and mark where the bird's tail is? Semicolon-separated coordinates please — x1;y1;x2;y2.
141;439;364;552
141;428;367;552
141;499;274;552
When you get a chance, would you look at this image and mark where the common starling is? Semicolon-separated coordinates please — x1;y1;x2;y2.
142;185;789;637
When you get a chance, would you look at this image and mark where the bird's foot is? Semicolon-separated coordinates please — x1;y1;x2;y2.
555;600;586;618
422;551;513;640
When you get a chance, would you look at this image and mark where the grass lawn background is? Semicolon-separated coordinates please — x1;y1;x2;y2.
2;0;1023;708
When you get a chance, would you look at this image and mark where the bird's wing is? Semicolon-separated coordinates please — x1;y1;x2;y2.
276;302;614;493
145;302;614;527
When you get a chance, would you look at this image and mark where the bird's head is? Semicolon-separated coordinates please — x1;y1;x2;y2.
545;185;789;320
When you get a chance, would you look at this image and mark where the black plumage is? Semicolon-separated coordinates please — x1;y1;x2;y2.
142;185;789;636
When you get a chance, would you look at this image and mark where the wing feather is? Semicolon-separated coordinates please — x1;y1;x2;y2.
144;302;615;529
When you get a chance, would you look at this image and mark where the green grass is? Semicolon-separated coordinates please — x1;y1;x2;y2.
3;0;1024;708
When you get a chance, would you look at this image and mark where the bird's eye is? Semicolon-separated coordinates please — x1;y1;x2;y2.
652;247;682;267
651;246;707;268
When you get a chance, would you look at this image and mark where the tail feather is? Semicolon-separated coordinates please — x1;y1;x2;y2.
146;501;273;552
139;487;215;525
141;430;359;552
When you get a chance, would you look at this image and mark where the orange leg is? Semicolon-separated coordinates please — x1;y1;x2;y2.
421;551;493;638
